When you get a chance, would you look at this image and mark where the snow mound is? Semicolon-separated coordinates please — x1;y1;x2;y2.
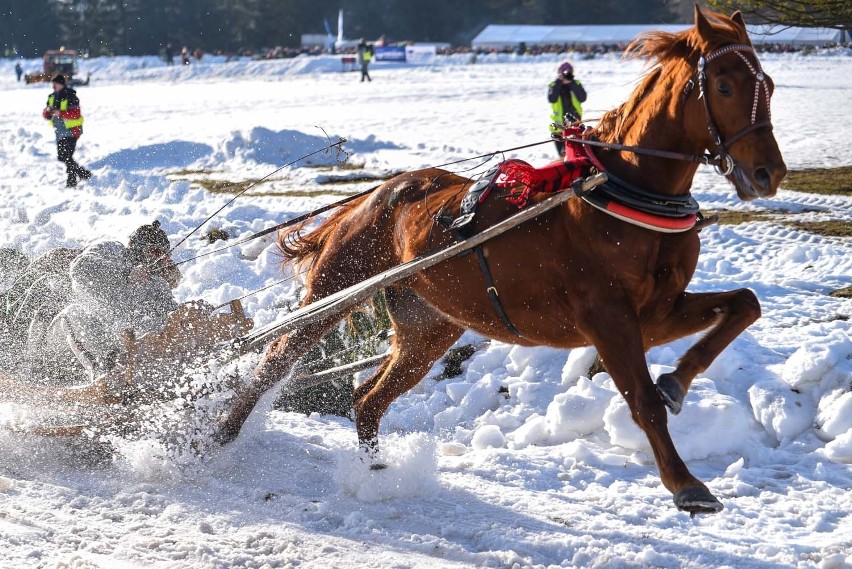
604;374;763;462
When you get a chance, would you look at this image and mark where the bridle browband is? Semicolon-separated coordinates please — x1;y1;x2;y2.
698;43;774;176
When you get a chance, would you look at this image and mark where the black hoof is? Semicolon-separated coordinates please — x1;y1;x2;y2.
360;440;386;470
656;373;685;415
212;419;241;446
673;486;723;516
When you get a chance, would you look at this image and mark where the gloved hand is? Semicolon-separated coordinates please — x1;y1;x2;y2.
42;108;53;120
71;126;81;138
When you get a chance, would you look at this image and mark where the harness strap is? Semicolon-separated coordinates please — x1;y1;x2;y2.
473;245;523;338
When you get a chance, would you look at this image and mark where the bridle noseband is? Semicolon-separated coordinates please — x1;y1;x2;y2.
696;43;774;176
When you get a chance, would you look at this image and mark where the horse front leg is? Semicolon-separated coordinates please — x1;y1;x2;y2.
644;289;760;414
580;303;723;514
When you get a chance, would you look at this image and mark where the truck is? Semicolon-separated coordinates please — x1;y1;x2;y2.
24;48;90;86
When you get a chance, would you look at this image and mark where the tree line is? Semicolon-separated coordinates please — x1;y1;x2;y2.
3;1;846;59
4;0;679;58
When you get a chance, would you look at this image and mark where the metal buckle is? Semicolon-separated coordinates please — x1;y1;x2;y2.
714;153;735;177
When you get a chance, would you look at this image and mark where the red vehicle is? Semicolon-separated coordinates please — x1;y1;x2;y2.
25;48;89;86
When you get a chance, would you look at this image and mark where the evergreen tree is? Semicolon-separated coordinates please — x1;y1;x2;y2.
1;0;60;57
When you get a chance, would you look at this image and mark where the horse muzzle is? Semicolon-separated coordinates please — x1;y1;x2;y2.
729;161;786;201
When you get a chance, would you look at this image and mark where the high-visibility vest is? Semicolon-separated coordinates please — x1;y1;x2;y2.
47;93;85;129
549;81;582;133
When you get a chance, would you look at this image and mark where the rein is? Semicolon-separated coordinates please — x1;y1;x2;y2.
561;136;721;167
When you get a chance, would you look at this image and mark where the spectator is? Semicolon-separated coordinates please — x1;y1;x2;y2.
548;61;587;156
15;61;23;82
42;74;92;188
357;39;373;82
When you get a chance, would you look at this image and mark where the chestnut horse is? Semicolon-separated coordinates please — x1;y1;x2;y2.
220;7;786;514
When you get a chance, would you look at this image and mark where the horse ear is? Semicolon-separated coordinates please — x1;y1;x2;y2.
731;10;747;30
694;4;714;38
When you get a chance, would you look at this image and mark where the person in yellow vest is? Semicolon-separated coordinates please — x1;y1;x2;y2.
357;39;373;82
548;61;587;156
42;74;92;188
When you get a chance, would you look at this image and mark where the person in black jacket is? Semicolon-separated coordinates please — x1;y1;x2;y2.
42;74;92;187
548;61;587;156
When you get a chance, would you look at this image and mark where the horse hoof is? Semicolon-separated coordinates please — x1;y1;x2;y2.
212;418;240;446
656;373;685;415
673;486;723;516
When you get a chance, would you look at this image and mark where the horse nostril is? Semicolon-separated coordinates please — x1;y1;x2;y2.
754;167;770;188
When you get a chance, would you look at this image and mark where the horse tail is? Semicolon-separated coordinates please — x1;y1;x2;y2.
278;197;367;270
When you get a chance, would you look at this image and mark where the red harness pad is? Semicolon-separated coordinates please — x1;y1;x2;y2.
495;127;593;208
491;126;696;232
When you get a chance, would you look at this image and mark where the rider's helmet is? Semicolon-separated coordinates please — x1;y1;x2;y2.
128;220;170;258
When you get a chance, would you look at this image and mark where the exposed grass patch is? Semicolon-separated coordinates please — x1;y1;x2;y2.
317;171;403;186
204;227;230;243
303;161;367;171
194;178;267;194
180;177;352;198
705;209;851;237
829;287;852;299
170;168;214;177
782;166;852;196
787;221;852;238
707;210;779;225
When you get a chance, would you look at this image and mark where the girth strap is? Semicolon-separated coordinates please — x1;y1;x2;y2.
472;245;523;338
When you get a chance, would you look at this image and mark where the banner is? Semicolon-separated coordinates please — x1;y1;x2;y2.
404;45;437;65
374;46;406;62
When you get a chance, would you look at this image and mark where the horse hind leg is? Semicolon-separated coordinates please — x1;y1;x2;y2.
217;291;353;444
353;286;463;456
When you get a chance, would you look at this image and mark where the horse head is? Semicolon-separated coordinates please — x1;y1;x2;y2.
688;7;787;200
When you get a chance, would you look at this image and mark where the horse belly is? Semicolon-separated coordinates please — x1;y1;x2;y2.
407;252;586;348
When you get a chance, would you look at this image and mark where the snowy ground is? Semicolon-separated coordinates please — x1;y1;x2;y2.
1;51;851;568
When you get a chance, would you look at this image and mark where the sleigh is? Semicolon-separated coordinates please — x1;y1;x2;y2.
0;300;253;437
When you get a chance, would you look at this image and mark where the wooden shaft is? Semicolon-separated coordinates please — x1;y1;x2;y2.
240;173;608;352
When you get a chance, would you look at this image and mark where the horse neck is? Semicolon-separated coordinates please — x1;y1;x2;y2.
595;64;705;197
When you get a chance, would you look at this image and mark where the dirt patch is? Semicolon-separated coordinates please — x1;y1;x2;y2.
829;287;852;299
317;172;403;186
302;162;366;171
170;168;214;177
787;221;852;238
172;175;353;198
705;209;851;238
782;166;852;196
706;210;779;225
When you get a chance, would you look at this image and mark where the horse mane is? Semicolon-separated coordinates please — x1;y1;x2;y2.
595;10;749;143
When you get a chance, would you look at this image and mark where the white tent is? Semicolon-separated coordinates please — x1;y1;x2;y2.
745;24;844;45
471;24;845;49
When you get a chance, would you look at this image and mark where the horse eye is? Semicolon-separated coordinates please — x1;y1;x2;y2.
717;83;733;97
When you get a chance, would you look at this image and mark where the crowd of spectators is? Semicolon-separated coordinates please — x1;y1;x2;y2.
151;38;846;66
438;41;843;58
